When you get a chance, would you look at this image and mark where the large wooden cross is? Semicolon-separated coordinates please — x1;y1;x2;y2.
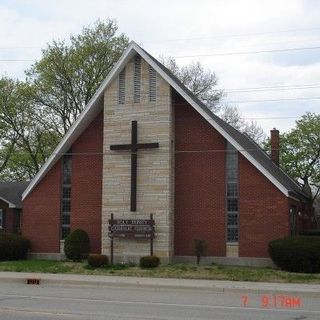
110;121;159;212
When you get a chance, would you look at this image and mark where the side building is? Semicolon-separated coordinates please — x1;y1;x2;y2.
0;182;29;234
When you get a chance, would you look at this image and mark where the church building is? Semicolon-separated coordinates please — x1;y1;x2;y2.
21;42;310;266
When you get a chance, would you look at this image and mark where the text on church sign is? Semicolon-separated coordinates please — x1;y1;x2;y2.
108;217;155;239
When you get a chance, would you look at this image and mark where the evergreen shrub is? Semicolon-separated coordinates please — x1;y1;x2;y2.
269;236;320;273
87;254;109;268
300;229;320;236
139;256;160;268
64;229;90;261
0;233;30;260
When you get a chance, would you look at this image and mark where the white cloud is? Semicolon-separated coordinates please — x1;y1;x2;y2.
0;0;319;132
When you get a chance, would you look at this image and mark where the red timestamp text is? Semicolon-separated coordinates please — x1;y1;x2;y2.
241;294;302;309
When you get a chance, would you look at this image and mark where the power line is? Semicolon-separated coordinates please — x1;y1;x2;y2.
173;45;320;58
0;59;34;62
226;85;320;94
143;26;320;43
225;82;320;91
244;116;300;120
0;46;41;50
226;96;320;103
3;44;320;63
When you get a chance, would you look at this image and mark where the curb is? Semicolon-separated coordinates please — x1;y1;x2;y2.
0;273;320;297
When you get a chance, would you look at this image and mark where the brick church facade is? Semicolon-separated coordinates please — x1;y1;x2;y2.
21;42;311;265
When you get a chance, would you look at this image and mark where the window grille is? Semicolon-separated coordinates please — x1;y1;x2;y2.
118;68;126;104
226;142;239;242
134;55;141;103
227;228;238;242
61;155;72;239
149;66;156;102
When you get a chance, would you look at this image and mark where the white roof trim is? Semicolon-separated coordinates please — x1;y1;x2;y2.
23;41;291;200
0;196;16;208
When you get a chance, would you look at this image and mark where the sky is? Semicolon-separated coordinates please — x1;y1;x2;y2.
0;0;320;134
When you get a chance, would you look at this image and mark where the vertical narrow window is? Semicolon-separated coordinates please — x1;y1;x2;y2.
61;154;72;239
149;66;156;102
290;206;297;236
118;68;126;104
134;55;141;103
226;142;239;242
0;209;4;229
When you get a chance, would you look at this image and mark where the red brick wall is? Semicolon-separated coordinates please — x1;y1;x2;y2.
71;111;103;253
174;93;226;256
22;112;103;254
22;161;61;253
238;154;290;257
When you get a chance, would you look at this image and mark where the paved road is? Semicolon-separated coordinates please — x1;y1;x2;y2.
0;282;319;320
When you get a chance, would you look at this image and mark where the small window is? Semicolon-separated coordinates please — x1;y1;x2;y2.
149;66;156;102
134;55;141;103
118;68;126;104
0;209;4;229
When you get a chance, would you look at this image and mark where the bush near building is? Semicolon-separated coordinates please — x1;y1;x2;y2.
139;256;160;268
64;229;90;261
87;254;109;268
269;236;320;273
0;233;30;260
300;229;320;236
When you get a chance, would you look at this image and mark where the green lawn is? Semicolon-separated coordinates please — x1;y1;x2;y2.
0;260;320;283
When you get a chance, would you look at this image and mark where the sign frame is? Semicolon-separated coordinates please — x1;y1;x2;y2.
108;213;155;265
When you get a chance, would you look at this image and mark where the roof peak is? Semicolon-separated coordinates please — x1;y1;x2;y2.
22;41;306;200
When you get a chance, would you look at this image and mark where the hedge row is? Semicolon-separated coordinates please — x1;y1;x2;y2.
0;233;30;260
269;236;320;273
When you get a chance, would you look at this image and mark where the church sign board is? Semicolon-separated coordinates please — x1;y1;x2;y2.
108;213;155;264
108;218;155;239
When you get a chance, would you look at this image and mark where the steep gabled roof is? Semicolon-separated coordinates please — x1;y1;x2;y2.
0;182;29;208
22;41;307;201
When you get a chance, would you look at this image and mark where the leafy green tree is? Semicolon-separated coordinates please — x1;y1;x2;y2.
0;77;60;180
0;19;129;180
280;112;320;205
27;19;129;134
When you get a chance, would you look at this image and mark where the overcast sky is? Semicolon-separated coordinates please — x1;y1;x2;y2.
1;0;320;134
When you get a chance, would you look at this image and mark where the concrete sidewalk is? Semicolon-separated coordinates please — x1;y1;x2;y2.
0;271;320;296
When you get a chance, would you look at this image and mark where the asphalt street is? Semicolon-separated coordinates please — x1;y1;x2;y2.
0;282;319;320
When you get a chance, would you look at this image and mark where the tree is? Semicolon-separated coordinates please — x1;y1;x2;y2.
220;105;266;143
0;77;60;180
0;19;130;180
27;19;129;135
280;112;320;205
161;57;223;112
162;57;265;143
